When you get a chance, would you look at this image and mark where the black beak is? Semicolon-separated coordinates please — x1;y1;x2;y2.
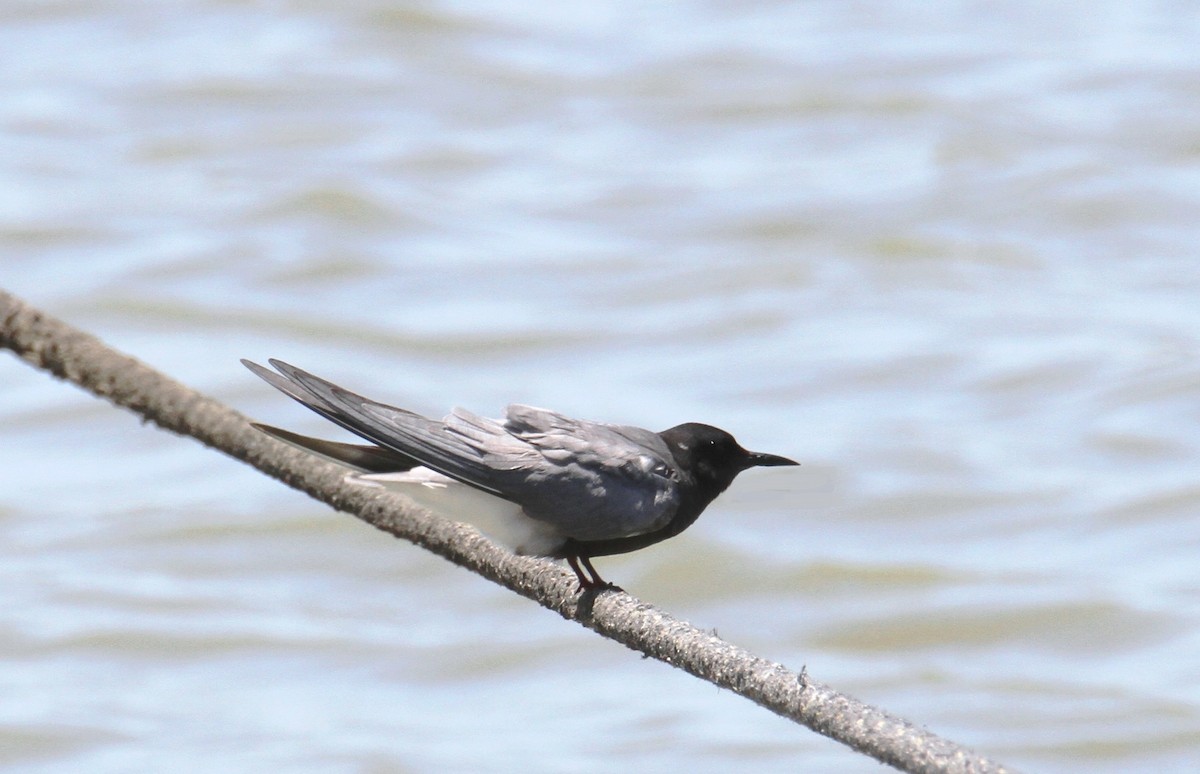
745;451;799;468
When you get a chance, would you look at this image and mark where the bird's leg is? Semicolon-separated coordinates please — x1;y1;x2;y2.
566;555;593;590
567;555;621;593
579;555;607;588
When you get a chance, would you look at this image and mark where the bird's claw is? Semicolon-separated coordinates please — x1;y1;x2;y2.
575;580;623;594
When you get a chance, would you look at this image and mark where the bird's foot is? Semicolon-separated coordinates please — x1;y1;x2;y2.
576;579;623;594
567;555;622;593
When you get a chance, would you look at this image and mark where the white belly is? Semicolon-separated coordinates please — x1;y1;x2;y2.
349;467;565;556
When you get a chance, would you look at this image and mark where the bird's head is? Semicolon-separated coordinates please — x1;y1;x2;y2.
659;422;798;494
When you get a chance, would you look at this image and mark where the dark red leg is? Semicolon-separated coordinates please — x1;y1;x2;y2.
567;555;592;590
579;556;606;588
567;555;621;592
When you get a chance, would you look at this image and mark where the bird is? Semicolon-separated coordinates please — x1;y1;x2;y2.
243;359;798;591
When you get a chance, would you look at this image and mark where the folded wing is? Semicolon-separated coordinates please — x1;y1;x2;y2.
244;360;681;541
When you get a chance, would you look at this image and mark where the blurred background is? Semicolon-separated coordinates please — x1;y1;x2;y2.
3;1;1200;771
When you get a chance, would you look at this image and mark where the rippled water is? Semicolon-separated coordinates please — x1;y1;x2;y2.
4;2;1200;772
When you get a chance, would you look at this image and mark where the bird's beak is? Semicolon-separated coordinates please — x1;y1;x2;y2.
745;451;799;468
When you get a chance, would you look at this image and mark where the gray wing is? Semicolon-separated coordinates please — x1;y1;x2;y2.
501;404;683;541
243;360;682;540
244;359;524;496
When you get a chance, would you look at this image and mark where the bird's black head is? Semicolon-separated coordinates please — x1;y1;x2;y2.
658;422;798;496
568;423;799;561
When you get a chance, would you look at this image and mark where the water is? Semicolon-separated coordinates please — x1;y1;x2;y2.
3;1;1200;771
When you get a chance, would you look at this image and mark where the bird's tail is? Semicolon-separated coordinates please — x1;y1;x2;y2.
251;423;420;474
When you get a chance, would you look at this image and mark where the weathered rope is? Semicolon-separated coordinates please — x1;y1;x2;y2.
0;288;1015;774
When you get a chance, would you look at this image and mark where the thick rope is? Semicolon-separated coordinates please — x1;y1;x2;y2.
0;288;1015;774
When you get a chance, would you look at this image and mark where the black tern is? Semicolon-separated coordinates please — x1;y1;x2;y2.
244;359;798;590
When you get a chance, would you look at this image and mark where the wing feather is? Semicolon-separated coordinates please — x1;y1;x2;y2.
497;404;681;540
244;361;682;541
252;360;513;496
